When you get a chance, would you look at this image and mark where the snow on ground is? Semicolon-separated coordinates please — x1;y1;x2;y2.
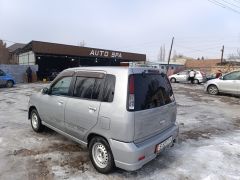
0;83;239;180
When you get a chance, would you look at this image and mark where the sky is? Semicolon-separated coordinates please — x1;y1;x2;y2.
0;0;240;61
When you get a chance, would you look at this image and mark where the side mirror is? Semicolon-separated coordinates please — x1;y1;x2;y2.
219;76;223;80
41;87;49;95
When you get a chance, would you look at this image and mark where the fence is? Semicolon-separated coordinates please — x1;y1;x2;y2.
186;65;240;75
0;64;38;83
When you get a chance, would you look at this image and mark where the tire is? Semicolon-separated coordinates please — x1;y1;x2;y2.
89;137;115;174
170;78;176;83
207;85;219;95
30;109;44;132
6;80;14;88
193;79;199;84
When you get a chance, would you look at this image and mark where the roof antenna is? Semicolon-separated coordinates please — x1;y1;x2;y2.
166;37;174;74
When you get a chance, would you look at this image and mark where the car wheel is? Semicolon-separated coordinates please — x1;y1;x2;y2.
30;109;44;132
193;79;199;84
89;137;115;174
6;80;14;88
170;78;176;83
207;85;219;95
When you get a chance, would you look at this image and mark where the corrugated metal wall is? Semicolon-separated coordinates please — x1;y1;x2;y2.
0;64;38;83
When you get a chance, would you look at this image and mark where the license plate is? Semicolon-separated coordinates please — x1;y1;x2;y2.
155;136;173;154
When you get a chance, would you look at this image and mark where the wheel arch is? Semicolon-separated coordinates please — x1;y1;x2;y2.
170;77;177;82
28;106;37;119
7;79;14;83
207;83;219;90
87;133;109;148
6;79;14;87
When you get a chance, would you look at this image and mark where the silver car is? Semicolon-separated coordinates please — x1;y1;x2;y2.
28;67;179;173
204;70;240;95
169;70;206;84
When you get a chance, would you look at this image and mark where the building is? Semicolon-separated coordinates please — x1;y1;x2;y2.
17;41;146;80
147;59;186;75
7;43;26;64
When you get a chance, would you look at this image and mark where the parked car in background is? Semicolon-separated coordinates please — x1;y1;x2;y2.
47;71;59;81
0;69;15;88
28;67;179;174
205;70;240;95
169;70;206;84
206;73;217;81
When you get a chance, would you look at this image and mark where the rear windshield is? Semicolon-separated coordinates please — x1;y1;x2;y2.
132;73;174;111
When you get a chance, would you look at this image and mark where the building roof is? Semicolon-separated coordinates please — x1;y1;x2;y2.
7;43;25;53
19;41;146;61
185;59;221;68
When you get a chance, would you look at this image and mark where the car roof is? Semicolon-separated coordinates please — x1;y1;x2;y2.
65;66;163;75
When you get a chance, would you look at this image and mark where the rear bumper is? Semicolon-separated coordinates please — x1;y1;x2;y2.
109;124;179;171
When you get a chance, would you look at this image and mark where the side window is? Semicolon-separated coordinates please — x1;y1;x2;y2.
102;75;116;102
72;74;115;102
0;70;5;76
237;72;240;80
73;77;95;99
51;77;72;96
179;71;187;75
223;72;240;80
92;78;104;100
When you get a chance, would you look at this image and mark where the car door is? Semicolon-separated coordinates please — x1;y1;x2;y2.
0;69;6;86
38;76;73;131
236;72;240;95
176;70;188;82
218;71;240;94
231;71;240;94
64;72;104;140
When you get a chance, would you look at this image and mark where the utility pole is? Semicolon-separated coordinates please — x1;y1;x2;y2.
167;37;174;73
79;40;86;47
221;45;224;65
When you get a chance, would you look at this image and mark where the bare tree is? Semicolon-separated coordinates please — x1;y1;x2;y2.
0;40;9;64
172;50;184;61
158;45;165;62
228;49;240;60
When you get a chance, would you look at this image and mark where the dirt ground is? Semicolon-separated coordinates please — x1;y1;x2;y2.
0;83;239;180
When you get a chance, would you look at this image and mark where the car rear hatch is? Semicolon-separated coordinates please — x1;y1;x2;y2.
128;68;177;143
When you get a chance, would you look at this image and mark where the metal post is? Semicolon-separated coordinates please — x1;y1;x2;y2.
167;37;174;73
221;45;224;65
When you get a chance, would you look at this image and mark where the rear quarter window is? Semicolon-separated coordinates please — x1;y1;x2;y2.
102;74;116;102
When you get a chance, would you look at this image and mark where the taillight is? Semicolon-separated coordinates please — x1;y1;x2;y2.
128;75;135;110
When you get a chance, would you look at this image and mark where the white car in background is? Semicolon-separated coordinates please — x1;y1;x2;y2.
204;70;240;95
169;70;206;84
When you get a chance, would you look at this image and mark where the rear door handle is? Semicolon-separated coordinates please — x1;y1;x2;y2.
88;106;97;111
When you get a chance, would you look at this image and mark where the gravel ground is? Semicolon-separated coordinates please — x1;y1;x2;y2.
0;83;239;180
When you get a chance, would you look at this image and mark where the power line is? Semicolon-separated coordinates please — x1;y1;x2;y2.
0;39;19;44
219;0;240;9
207;0;240;14
232;0;240;3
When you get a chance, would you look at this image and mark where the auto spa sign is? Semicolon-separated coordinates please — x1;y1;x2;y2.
89;49;123;58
